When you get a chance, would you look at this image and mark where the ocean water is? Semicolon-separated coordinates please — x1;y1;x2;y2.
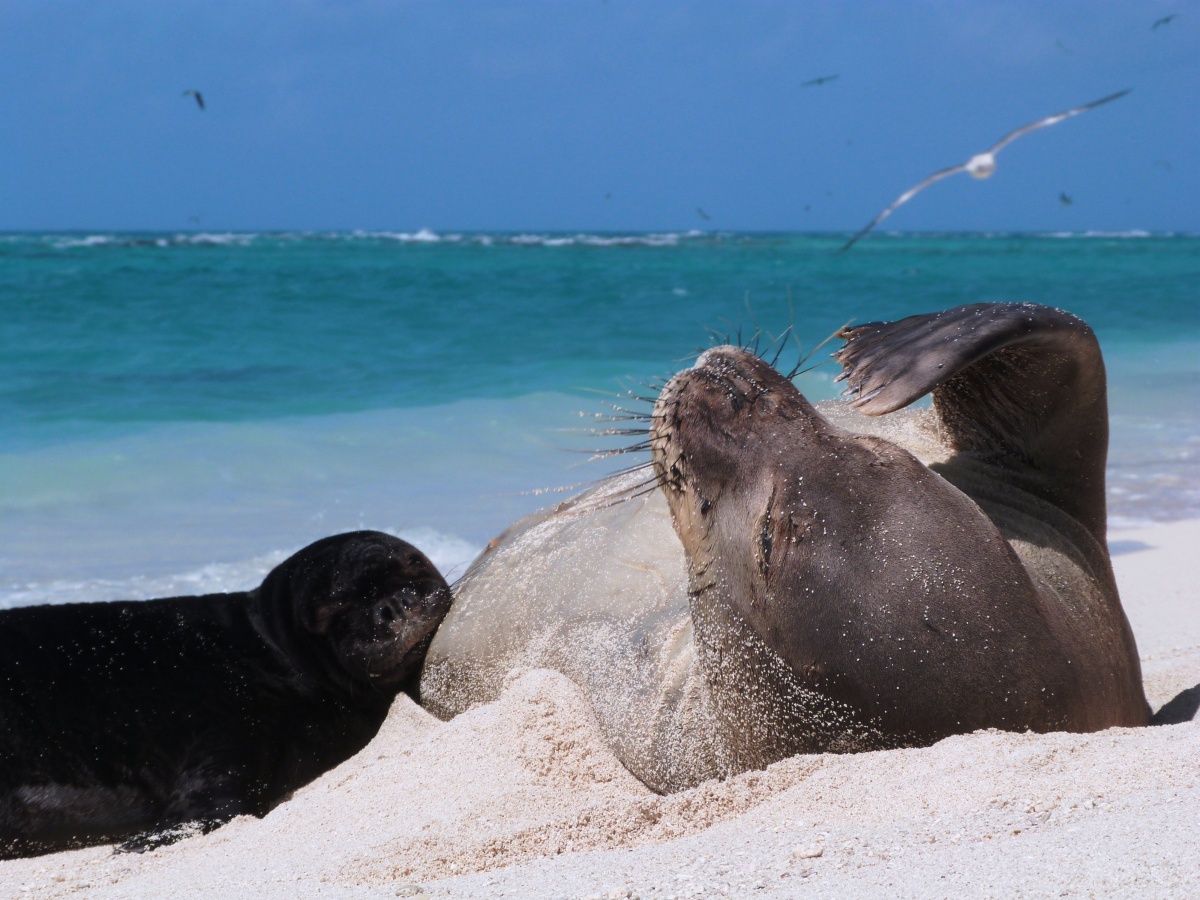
1;230;1197;608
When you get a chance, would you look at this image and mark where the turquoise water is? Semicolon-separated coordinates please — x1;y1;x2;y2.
2;231;1197;606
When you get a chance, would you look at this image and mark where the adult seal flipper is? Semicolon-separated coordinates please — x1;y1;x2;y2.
835;302;1109;538
835;302;1148;724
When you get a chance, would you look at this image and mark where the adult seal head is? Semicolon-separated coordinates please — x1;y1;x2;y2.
0;530;451;859
421;302;1149;792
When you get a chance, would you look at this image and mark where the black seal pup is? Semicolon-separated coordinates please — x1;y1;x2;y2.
0;531;451;858
420;302;1148;792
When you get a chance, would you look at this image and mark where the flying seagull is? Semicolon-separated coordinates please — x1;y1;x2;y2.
696;207;711;221
1059;192;1073;206
802;74;839;87
1152;14;1177;29
182;89;205;111
840;89;1129;252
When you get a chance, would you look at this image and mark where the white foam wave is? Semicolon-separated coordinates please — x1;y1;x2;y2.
493;232;688;248
173;232;259;246
391;527;482;582
346;231;699;248
44;231;707;251
53;235;118;248
1043;230;1154;239
0;528;481;610
50;233;261;250
371;228;447;243
0;549;290;610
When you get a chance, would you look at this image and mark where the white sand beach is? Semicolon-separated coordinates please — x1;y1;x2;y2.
2;519;1197;899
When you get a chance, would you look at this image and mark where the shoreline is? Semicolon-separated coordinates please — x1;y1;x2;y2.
2;517;1196;898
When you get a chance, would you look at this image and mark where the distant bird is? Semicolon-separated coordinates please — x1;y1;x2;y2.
696;207;711;221
1154;159;1174;172
1055;39;1071;54
604;192;612;201
1152;14;1177;29
1059;192;1073;206
182;89;205;111
840;89;1130;252
802;75;839;87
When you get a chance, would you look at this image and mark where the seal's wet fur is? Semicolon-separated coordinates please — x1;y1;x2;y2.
0;531;451;859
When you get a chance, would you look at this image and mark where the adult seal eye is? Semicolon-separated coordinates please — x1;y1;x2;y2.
757;509;774;579
421;301;1150;794
0;530;451;858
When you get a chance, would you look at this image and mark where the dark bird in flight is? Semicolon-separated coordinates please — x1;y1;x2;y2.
802;75;839;87
1055;39;1071;54
1154;159;1174;172
182;90;205;111
1152;14;1177;29
840;89;1130;252
696;207;711;221
1059;192;1073;206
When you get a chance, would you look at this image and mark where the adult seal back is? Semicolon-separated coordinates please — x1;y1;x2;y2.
0;531;451;858
421;302;1149;792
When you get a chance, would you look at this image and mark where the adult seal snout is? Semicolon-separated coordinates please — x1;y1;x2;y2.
0;530;451;858
422;302;1149;792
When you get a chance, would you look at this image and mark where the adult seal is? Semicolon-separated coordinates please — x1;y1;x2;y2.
421;302;1149;792
0;531;451;859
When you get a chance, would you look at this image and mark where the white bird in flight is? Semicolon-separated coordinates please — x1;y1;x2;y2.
841;89;1130;252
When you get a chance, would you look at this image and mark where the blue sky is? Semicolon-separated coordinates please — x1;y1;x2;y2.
2;1;1195;232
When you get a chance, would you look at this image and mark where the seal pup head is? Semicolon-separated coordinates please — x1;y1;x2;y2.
254;531;452;693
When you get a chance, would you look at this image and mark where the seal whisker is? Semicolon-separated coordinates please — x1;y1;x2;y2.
552;439;654;455
786;319;852;380
555;427;651;437
587;414;654;424
791;359;836;378
594;401;656;417
589;441;655;458
743;292;765;353
572;477;670;514
578;387;657;405
613;481;675;505
515;462;658;498
768;324;795;369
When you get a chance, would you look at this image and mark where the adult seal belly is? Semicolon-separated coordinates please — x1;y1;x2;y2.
0;531;451;859
421;302;1149;793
